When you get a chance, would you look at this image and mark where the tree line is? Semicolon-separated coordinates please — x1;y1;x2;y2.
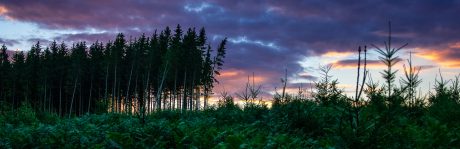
0;25;227;117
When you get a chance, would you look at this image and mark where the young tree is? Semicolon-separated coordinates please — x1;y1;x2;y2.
400;51;422;107
372;22;408;97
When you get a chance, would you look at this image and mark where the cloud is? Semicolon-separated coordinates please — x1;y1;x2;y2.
0;38;19;46
296;72;318;81
321;51;354;58
414;44;460;68
0;0;187;30
1;0;460;98
54;32;117;43
331;59;385;69
26;38;53;46
418;65;437;71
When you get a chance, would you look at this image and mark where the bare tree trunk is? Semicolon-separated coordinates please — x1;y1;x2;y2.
126;63;134;114
11;80;15;111
189;72;195;110
59;79;62;116
156;61;169;111
112;64;117;112
132;73;138;115
141;71;150;123
88;77;93;114
117;80;121;112
182;71;187;112
174;71;177;109
69;77;78;118
196;87;200;110
104;64;109;112
49;89;52;113
43;81;47;112
79;82;82;116
169;91;172;110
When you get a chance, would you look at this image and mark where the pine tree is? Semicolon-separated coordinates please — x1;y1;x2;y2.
25;42;42;107
0;25;226;115
372;22;407;97
11;51;26;109
0;45;11;105
88;41;105;113
68;42;88;117
111;33;126;112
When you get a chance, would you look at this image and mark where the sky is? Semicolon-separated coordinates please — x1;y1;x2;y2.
1;0;460;103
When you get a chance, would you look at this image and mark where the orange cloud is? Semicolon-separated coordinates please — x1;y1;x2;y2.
219;70;240;77
330;59;387;69
0;5;14;20
322;51;353;57
449;42;460;49
0;5;8;15
414;48;442;61
414;47;460;68
213;69;273;101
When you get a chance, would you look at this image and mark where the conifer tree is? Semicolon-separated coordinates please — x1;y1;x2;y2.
0;45;11;104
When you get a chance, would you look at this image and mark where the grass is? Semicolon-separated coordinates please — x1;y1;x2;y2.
1;97;460;148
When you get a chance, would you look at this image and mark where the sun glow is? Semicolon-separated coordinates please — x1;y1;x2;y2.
322;51;353;58
0;5;8;15
219;70;240;77
414;47;460;68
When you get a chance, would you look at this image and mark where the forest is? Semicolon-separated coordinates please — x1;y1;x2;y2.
0;25;227;117
1;25;460;148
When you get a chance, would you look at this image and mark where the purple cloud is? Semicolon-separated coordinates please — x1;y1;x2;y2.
1;0;460;96
0;38;19;46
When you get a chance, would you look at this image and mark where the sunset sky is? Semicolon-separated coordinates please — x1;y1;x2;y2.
1;0;460;102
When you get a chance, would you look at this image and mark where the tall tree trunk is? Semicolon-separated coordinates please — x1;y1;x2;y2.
126;63;134;113
43;81;47;112
112;64;117;112
117;80;121;112
132;73;139;115
11;80;15;111
104;64;109;112
196;87;200;110
156;61;169;111
142;70;150;123
174;71;177;109
79;81;82;116
59;79;62;116
49;89;52;113
69;77;78;118
88;77;93;114
190;72;195;110
182;71;187;112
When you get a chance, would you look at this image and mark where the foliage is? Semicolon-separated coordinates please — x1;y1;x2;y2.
1;84;460;148
2;23;460;148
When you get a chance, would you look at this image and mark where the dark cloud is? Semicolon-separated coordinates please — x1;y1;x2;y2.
54;33;117;43
2;0;459;56
418;65;437;71
297;73;318;81
26;38;53;46
1;0;460;94
0;38;19;46
0;0;186;30
331;58;403;69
